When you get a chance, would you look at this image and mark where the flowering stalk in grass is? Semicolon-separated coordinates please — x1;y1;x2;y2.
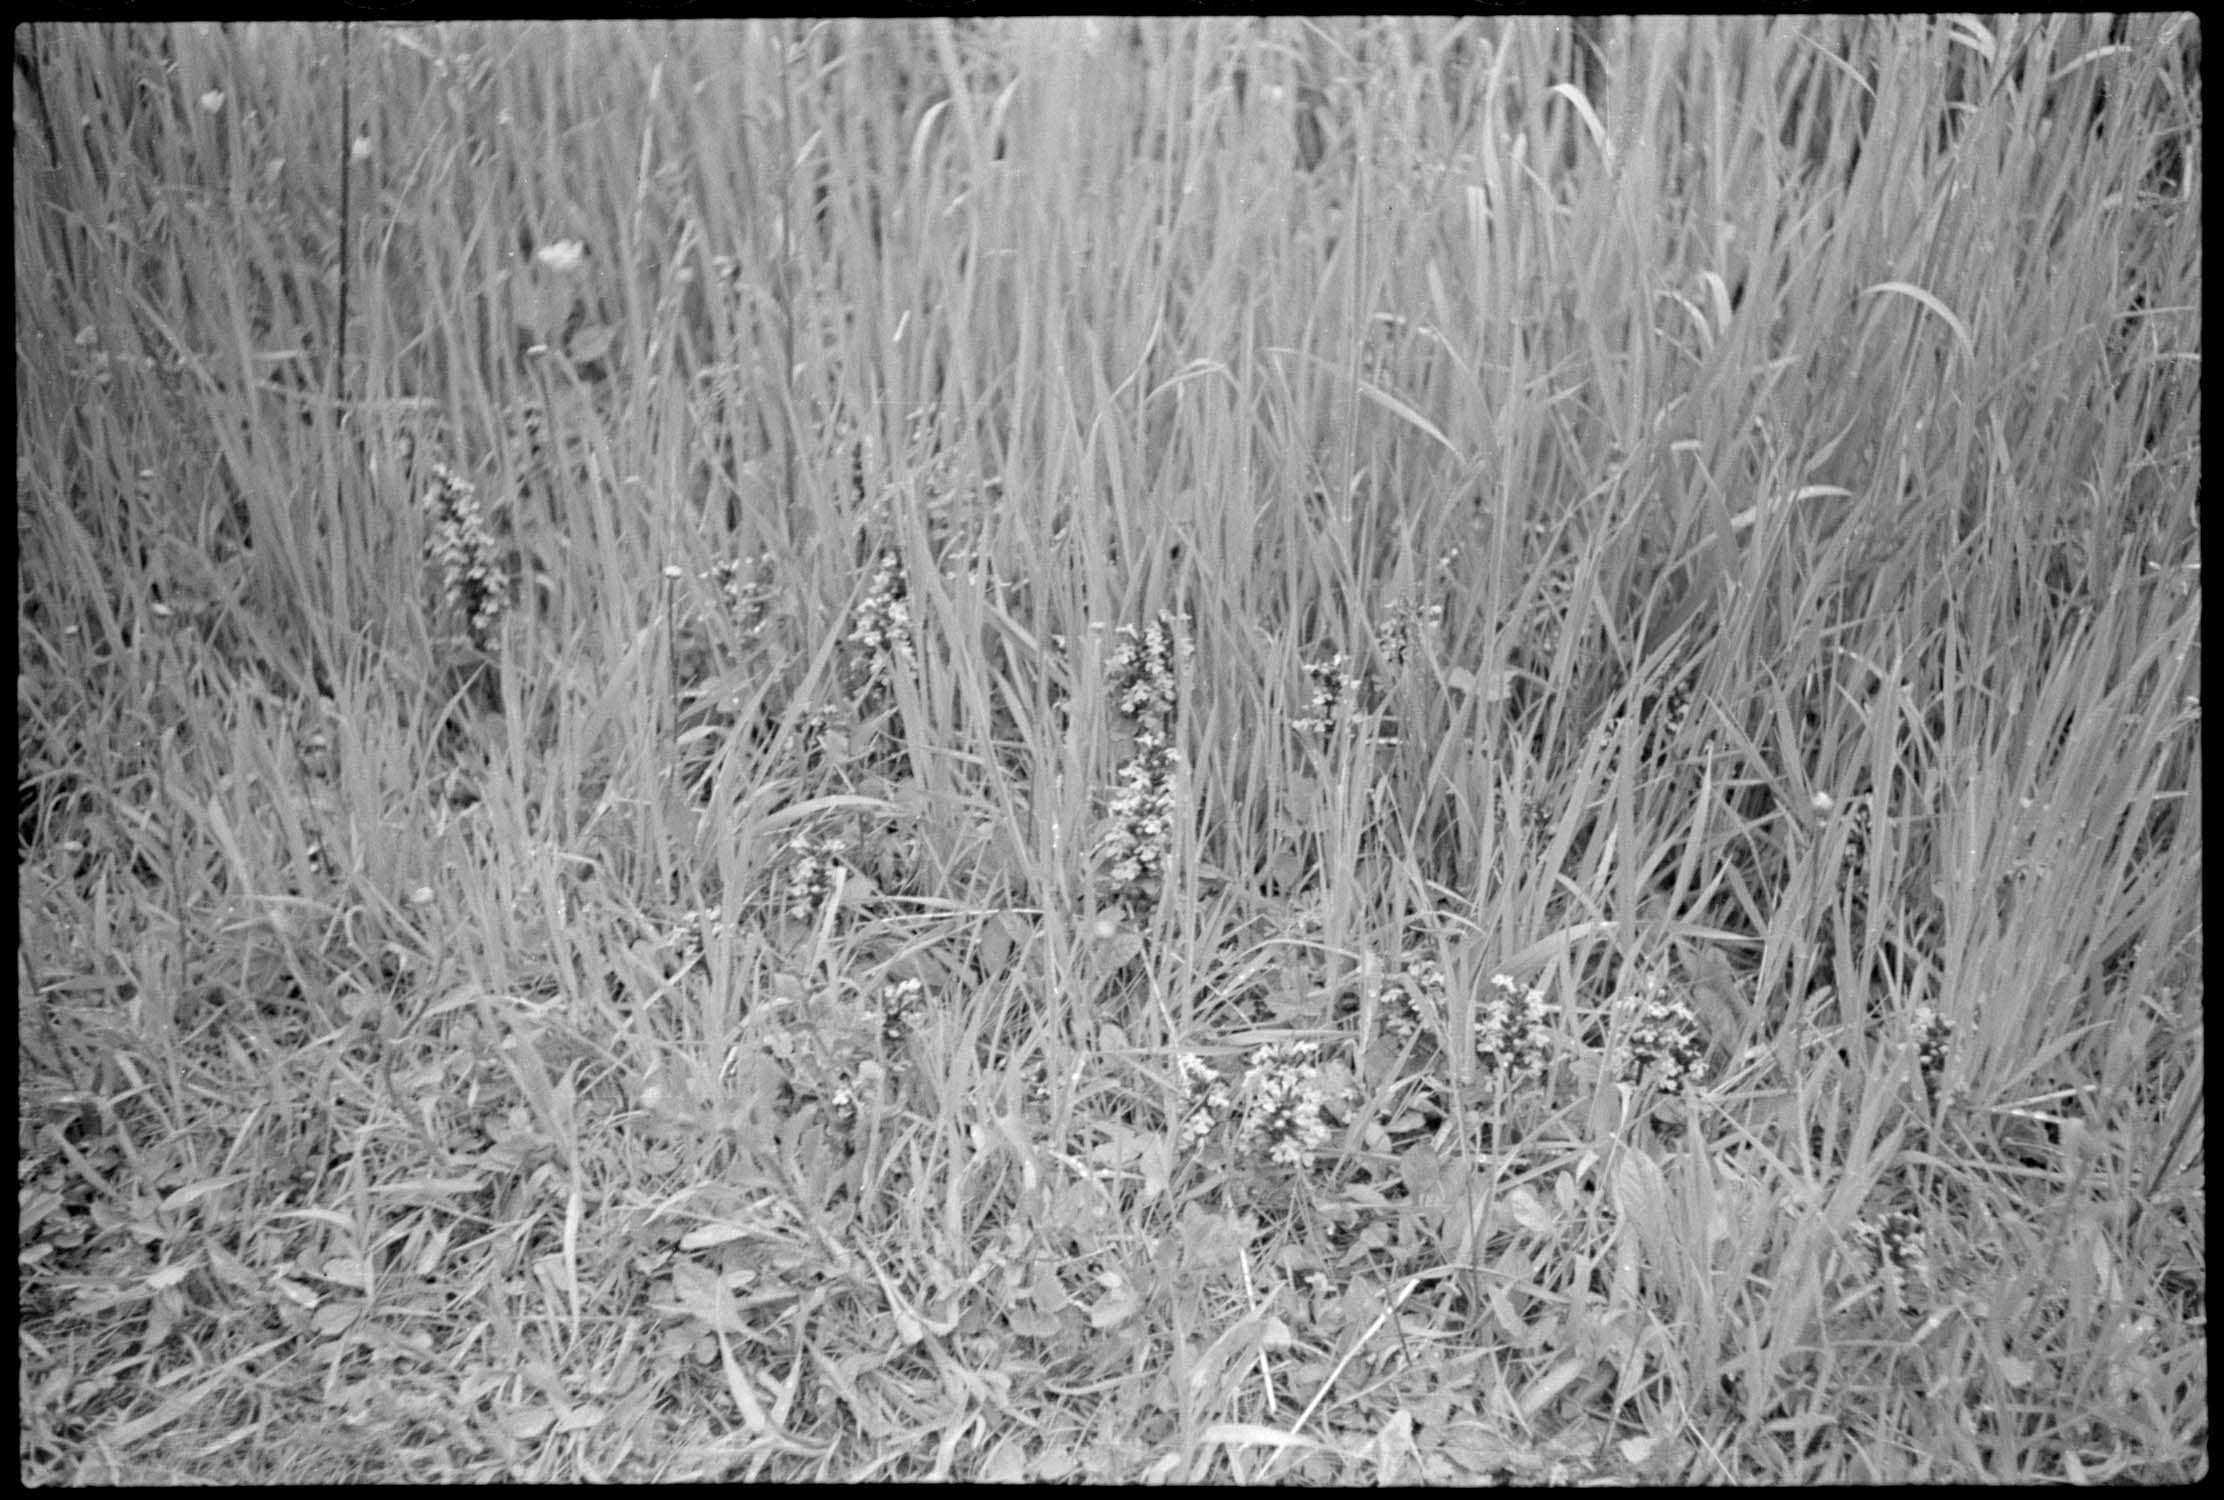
1366;598;1445;753
1909;1003;1955;1110
1374;953;1556;1109
876;975;929;1085
1375;954;1446;1043
1373;598;1443;676
1098;613;1189;917
1108;610;1186;737
703;548;778;639
1852;1209;1935;1318
1233;1039;1343;1171
1292;651;1364;741
849;549;915;691
1099;738;1179;904
1179;1040;1347;1174
1614;968;1708;1099
1177;1053;1234;1153
784;829;849;922
421;459;508;654
825;547;922;779
1475;971;1555;1086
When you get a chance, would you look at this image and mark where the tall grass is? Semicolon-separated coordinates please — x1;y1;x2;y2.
18;16;2200;1482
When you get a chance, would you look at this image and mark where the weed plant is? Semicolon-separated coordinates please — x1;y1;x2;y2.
17;16;2202;1483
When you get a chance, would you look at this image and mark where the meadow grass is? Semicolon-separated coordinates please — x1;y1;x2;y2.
16;16;2201;1482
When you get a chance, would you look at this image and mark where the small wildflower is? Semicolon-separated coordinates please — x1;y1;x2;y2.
1878;1212;1928;1276
1854;1210;1933;1316
664;907;725;977
784;831;847;921
1845;795;1876;867
1476;971;1555;1084
706;556;750;607
1293;652;1364;739
1021;1056;1055;1109
788;705;836;766
1097;613;1191;913
1098;736;1180;905
849;550;915;682
1234;1040;1344;1171
1649;676;1695;747
1109;613;1189;734
1909;1005;1952;1100
878;977;929;1075
1614;970;1706;1097
1378;958;1445;1041
1375;600;1444;672
422;460;508;651
706;551;777;629
824;1078;860;1137
1177;1054;1233;1152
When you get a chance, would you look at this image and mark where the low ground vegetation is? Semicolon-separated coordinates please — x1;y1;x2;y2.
17;16;2202;1482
